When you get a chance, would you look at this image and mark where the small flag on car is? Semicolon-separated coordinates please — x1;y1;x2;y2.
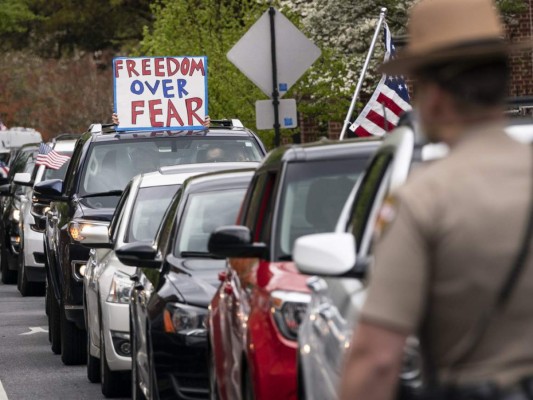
349;23;411;137
0;161;9;179
36;143;71;170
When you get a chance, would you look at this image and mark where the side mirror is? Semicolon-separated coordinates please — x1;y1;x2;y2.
115;242;161;268
0;184;11;196
293;232;360;277
79;221;113;248
208;225;268;259
13;172;33;186
33;179;65;201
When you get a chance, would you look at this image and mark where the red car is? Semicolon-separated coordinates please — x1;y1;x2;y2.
207;139;378;399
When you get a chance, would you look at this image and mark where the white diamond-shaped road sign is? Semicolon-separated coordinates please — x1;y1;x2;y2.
227;8;321;98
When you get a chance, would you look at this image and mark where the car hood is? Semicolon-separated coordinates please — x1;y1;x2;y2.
166;258;226;308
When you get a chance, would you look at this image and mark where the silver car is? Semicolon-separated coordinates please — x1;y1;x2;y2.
15;138;76;296
82;162;258;397
293;124;449;400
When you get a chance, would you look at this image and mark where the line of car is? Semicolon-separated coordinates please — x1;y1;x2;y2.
2;115;531;400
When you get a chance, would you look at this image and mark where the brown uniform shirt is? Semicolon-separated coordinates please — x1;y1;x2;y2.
361;123;533;386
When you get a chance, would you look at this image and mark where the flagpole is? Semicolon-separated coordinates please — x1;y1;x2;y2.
339;7;387;140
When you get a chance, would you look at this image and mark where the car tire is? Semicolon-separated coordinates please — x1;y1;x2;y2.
1;243;16;284
297;353;306;400
60;306;87;365
18;256;42;296
87;327;101;383
131;314;146;400
242;363;254;400
45;279;50;317
100;324;125;398
49;285;61;354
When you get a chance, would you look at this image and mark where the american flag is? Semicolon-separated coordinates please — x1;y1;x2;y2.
349;23;411;137
0;162;9;179
0;120;7;131
36;143;71;170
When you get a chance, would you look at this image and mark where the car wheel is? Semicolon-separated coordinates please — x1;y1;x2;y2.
131;315;146;400
100;324;125;398
60;305;87;365
1;243;17;284
242;363;254;400
49;285;61;354
45;279;51;317
87;327;101;383
18;255;40;296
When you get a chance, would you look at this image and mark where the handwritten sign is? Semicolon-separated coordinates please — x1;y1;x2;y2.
113;56;208;131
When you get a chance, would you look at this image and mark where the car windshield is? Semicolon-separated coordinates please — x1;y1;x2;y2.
174;188;246;256
79;137;262;200
42;151;73;181
275;158;368;260
126;184;179;243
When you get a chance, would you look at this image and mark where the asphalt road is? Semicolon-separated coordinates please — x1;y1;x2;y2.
0;280;128;400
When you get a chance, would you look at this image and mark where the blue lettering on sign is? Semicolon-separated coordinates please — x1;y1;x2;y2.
145;80;160;95
279;83;288;91
131;80;144;95
162;79;174;98
284;117;293;126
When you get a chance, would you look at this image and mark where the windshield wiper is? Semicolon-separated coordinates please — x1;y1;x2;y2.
180;251;223;259
80;190;123;199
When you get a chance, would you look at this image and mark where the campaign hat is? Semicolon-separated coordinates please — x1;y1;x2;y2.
381;0;532;75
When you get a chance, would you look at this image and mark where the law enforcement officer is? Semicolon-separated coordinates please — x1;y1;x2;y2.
339;0;533;399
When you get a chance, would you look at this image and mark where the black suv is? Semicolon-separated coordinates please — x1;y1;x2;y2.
33;121;266;365
0;143;40;284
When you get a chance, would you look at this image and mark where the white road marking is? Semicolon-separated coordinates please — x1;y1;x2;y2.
19;327;48;336
0;378;8;400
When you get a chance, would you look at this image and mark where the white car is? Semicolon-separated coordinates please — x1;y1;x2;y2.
82;162;258;398
15;138;77;296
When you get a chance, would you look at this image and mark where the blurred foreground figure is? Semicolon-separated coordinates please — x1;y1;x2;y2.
340;0;533;399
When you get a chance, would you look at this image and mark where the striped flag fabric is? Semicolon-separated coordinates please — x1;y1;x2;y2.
349;23;411;137
36;143;71;170
0;161;9;179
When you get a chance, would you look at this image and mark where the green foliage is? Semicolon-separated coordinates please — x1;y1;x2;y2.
139;0;278;145
0;0;38;34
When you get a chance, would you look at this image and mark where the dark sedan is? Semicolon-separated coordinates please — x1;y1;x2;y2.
117;169;255;400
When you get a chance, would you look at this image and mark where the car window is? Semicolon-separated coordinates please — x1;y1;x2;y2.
42;151;73;181
109;183;131;242
64;140;86;195
275;158;366;260
242;173;272;238
125;184;179;243
174;188;246;256
348;153;393;246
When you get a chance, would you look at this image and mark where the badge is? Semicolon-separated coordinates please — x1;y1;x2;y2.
374;196;398;240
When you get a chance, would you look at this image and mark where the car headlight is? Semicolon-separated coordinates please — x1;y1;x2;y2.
68;219;108;242
163;303;207;336
106;271;133;304
30;201;50;218
12;209;20;222
270;290;311;341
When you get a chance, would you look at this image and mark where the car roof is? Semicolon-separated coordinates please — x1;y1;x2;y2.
140;162;259;188
181;168;256;194
263;137;381;166
51;140;77;152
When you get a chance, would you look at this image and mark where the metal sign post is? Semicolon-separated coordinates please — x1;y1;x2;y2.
339;7;387;140
269;7;281;147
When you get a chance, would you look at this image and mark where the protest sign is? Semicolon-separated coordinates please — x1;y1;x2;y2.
113;56;208;131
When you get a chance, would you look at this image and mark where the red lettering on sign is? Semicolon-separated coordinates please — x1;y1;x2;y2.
185;97;203;125
131;101;144;124
166;58;180;77
126;60;139;78
142;58;151;75
180;58;190;76
114;59;123;78
190;58;205;76
166;99;185;126
154;58;165;77
149;99;164;127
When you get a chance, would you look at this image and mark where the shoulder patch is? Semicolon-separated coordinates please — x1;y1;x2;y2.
374;196;398;240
